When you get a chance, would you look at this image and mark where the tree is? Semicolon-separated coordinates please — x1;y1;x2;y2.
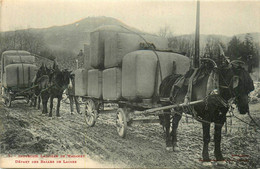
226;33;259;71
226;36;242;60
158;25;174;39
0;30;46;55
168;36;195;57
203;36;226;65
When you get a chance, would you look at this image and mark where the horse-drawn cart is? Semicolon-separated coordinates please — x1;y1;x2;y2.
72;48;192;138
83;94;204;138
1;50;37;107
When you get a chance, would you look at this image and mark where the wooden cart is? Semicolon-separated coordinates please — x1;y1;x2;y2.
1;50;37;107
83;96;203;138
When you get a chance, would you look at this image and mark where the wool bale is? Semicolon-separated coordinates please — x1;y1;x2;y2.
3;55;35;67
1;50;30;62
75;69;88;96
102;67;122;100
90;25;130;69
2;50;30;55
3;64;37;88
87;69;102;98
104;33;169;68
122;50;190;100
83;44;92;70
1;50;33;85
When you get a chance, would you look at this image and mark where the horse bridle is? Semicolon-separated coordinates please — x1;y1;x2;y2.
218;67;243;106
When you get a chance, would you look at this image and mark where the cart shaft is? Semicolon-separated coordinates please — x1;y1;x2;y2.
134;100;204;115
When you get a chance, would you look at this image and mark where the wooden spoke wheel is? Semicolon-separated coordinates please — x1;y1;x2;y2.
26;96;31;105
116;108;127;138
4;92;12;108
84;99;97;127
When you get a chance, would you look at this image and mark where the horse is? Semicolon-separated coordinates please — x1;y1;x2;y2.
159;59;254;162
40;64;71;117
30;63;51;109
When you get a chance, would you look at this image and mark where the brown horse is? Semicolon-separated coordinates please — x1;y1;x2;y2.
30;63;51;109
159;59;254;162
38;62;71;117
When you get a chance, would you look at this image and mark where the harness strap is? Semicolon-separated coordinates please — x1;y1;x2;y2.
28;66;31;86
186;68;198;102
152;60;160;102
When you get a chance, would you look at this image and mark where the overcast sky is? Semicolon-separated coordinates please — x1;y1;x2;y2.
0;0;259;36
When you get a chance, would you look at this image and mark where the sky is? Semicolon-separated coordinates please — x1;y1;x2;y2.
0;0;259;36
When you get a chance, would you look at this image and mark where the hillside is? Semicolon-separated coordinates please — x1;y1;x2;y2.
30;16;143;54
1;16;259;60
1;16;142;55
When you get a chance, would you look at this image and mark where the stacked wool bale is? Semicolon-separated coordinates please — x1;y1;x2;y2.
89;25;130;69
122;51;190;100
104;32;169;68
1;50;37;88
76;24;129;97
88;25;130;99
74;44;90;97
74;69;88;96
83;43;91;70
86;25;190;101
102;32;170;101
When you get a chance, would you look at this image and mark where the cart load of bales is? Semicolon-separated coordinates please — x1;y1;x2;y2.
75;25;190;101
1;50;37;89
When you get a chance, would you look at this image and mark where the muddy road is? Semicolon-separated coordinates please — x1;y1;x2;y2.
0;95;259;168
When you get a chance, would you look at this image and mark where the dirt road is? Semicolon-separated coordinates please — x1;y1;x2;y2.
0;96;259;168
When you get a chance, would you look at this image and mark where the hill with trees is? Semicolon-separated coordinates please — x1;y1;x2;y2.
0;16;259;71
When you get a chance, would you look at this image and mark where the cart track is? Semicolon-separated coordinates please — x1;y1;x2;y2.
0;98;260;168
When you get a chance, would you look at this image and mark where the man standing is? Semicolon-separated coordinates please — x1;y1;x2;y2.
66;72;80;114
247;55;253;73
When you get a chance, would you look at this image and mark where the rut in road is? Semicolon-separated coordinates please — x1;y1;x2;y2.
1;98;259;168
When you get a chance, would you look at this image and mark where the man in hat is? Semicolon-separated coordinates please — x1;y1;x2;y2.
65;71;80;114
247;55;253;73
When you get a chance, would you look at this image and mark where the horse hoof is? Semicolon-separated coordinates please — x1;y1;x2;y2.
202;162;212;166
216;161;227;165
173;146;180;152
166;147;173;151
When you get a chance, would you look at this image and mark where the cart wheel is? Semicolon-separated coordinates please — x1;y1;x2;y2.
116;108;127;138
4;92;12;108
26;97;30;104
84;99;97;127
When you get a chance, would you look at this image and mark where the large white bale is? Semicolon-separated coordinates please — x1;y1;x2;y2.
102;67;122;100
104;33;169;68
122;50;190;100
75;69;88;96
83;44;92;70
3;55;35;67
87;69;102;98
1;50;30;61
90;25;130;69
3;64;37;88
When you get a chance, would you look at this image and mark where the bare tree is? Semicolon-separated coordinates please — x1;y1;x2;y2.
169;36;195;57
158;25;174;39
0;29;46;55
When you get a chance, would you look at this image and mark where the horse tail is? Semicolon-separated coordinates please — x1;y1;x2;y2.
159;74;182;97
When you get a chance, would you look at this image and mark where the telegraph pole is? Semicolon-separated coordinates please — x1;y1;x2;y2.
194;0;200;68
